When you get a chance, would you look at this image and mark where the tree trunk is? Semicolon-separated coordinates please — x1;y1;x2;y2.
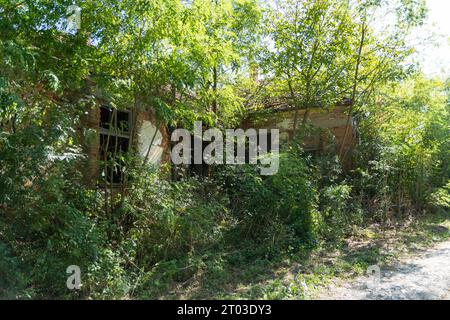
339;20;366;160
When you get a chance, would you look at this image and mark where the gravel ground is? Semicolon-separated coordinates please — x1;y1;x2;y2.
318;240;450;300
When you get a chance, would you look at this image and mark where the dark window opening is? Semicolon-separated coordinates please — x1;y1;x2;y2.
100;106;131;134
244;132;273;164
99;106;132;184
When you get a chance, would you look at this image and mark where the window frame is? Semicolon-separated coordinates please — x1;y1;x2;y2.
99;106;133;184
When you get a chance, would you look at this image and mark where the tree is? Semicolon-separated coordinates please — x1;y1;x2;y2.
262;0;357;133
338;0;428;159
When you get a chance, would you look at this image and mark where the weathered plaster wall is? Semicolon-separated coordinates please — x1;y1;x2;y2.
242;106;356;154
134;109;170;166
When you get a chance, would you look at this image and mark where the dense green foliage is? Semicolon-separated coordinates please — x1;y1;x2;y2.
0;0;448;299
353;76;450;218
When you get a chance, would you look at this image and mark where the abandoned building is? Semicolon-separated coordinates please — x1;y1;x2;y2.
77;98;356;185
242;103;357;157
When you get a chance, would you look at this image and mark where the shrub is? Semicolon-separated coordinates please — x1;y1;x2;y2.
317;183;353;241
217;142;319;245
0;123;109;298
353;76;450;220
119;163;231;267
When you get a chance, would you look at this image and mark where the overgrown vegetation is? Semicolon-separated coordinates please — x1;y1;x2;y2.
0;0;448;299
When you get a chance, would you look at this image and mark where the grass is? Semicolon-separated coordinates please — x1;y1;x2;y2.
154;209;449;300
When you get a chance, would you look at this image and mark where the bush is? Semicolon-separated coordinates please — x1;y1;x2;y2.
352;76;450;220
0;125;107;298
120;165;231;266
318;183;353;241
217;142;319;245
428;181;450;211
0;241;30;299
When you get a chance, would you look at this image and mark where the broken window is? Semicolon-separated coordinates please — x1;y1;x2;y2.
99;106;132;184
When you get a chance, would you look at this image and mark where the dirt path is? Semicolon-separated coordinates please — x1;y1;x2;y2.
318;240;450;300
